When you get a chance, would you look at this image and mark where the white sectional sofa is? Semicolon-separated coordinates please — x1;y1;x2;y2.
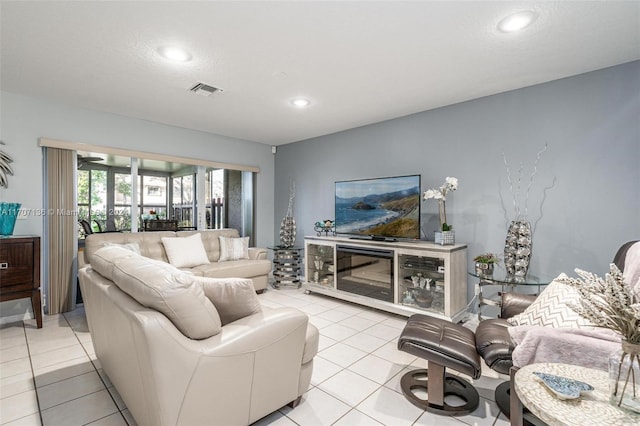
79;244;318;425
83;228;272;292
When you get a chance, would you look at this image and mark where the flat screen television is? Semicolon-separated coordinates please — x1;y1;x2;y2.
335;175;421;240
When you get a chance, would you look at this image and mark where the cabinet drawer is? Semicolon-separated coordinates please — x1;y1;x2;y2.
0;242;34;287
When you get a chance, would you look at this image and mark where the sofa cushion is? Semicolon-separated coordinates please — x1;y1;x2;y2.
218;236;250;262
91;245;139;281
191;259;272;279
507;274;594;328
195;276;262;324
162;233;211;268
93;246;222;339
104;242;141;255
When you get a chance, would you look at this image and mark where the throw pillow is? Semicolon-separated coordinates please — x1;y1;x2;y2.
162;233;211;268
507;273;594;328
194;276;262;324
218;236;250;262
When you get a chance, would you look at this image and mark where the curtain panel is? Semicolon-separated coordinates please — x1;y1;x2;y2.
45;147;76;314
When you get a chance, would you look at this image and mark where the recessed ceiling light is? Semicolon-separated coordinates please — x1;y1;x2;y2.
158;46;192;62
291;98;311;108
497;11;538;33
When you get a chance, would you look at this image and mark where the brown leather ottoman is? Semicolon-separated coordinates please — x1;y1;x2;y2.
398;314;481;415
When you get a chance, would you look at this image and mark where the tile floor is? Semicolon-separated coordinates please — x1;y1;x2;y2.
1;287;509;426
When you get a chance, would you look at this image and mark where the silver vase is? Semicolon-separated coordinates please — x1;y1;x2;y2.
279;216;296;248
504;219;532;277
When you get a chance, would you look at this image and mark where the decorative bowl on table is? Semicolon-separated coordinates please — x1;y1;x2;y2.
533;372;594;400
412;288;433;308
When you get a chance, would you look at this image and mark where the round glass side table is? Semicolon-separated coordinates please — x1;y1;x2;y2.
468;266;552;320
268;246;303;289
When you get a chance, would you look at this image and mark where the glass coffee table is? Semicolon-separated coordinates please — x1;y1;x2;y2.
468;266;552;320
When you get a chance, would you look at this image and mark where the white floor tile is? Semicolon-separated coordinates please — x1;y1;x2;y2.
251;410;297;426
37;371;105;410
316;309;354;323
40;388;118;426
310;357;343;386
308;316;333;330
380;316;408;330
1;371;35;398
355;309;393;322
0;390;39;424
0;323;26;338
85;413;128;426
415;411;469;425
317;335;337;352
1;293;508;426
1;413;42;426
297;303;331;316
372;341;416;366
318;343;367;368
317;369;380;407
27;335;81;356
279;387;350;426
0;344;29;363
0;357;32;380
338;315;378;332
453;397;505;426
33;357;95;388
356;386;424;426
342;333;387;353
319;323;359;342
332;409;383;426
0;333;28;350
362;323;401;341
30;345;88;370
348;354;404;385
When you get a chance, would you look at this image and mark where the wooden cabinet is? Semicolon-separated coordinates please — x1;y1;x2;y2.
303;236;467;322
0;236;42;328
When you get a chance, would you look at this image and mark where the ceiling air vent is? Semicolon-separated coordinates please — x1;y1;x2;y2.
190;82;223;97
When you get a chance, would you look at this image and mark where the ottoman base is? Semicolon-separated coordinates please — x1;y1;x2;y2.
400;367;479;416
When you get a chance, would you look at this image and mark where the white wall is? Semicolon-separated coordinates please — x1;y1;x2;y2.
0;91;275;321
274;61;640;305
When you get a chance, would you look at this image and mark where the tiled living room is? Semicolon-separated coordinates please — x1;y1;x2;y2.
1;2;639;426
1;287;509;426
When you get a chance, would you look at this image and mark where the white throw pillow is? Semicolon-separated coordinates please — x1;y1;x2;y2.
218;236;250;262
507;273;594;328
194;276;262;324
162;233;211;268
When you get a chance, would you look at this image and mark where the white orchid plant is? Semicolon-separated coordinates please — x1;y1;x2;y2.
423;177;458;231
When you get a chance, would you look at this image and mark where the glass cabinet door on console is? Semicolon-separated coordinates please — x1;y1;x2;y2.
305;243;334;287
398;254;445;316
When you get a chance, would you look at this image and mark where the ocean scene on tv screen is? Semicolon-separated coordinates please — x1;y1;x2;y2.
335;175;420;239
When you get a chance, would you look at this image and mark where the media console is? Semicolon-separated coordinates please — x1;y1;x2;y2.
303;236;468;322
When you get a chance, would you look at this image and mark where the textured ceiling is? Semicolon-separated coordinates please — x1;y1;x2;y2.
1;1;639;145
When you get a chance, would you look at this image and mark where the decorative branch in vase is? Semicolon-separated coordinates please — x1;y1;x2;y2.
423;177;458;245
559;265;640;413
502;144;548;276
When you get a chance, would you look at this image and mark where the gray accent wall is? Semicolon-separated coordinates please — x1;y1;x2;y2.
0;91;275;322
274;61;640;304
